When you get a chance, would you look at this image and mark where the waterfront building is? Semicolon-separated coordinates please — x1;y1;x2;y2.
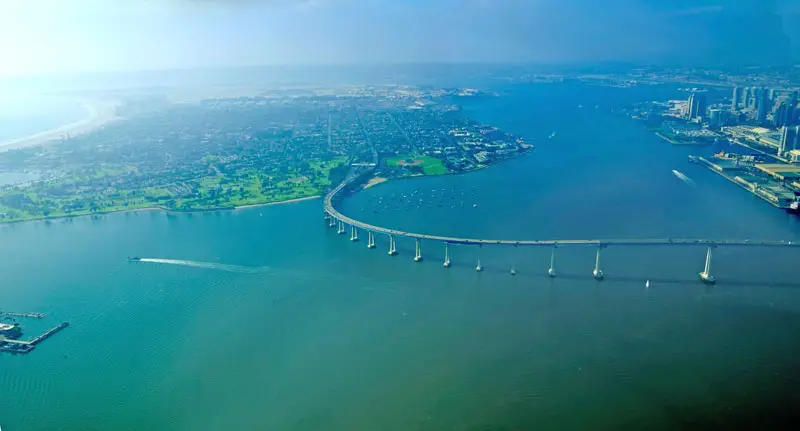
732;86;741;111
708;108;723;128
687;92;707;120
779;126;800;157
0;322;21;339
742;87;751;109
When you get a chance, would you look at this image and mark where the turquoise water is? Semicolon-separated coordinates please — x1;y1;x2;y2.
3;83;800;430
0;96;88;142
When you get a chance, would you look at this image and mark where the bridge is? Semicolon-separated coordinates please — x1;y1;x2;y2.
323;178;800;283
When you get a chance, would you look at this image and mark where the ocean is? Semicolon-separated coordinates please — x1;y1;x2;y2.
2;81;800;430
0;95;89;143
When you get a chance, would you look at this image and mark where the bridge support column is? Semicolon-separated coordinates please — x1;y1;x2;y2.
350;225;359;242
328;216;335;228
699;246;716;284
592;246;604;280
443;243;451;268
476;244;483;272
367;231;376;249
548;247;557;277
414;239;423;262
337;221;345;235
388;235;397;256
324;210;330;220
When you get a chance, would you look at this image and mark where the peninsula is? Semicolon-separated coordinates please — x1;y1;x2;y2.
0;86;531;223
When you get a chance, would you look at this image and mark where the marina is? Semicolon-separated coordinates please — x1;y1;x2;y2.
0;322;69;354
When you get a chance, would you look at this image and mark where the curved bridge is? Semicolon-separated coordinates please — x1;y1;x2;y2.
323;178;800;282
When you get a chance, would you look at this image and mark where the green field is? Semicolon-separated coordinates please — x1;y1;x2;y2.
0;156;349;223
386;155;448;175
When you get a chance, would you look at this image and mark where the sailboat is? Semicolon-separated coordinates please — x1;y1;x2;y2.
645;280;650;288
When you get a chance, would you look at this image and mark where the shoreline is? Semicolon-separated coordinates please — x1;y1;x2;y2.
363;177;388;189
233;195;320;210
0;195;322;226
0;99;120;152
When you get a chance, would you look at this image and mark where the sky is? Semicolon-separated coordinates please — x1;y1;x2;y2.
0;0;797;77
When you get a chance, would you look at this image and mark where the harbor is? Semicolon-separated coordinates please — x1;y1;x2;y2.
690;154;800;211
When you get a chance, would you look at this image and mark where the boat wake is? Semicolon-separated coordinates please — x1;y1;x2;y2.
672;169;696;187
137;258;271;274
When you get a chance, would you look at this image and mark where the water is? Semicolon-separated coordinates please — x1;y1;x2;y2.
3;82;800;430
0;95;88;142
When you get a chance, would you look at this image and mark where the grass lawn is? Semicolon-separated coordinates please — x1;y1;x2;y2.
386;155;448;175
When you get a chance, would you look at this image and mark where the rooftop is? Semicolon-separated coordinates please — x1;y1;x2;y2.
755;164;800;180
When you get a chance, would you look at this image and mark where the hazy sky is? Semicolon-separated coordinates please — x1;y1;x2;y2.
0;0;797;77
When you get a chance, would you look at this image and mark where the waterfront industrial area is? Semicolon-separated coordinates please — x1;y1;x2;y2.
629;82;800;212
0;311;68;354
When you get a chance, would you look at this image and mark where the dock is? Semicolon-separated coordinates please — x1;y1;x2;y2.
0;311;46;319
0;322;69;354
695;156;796;209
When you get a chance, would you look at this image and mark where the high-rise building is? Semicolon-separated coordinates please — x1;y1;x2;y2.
779;126;800;157
731;86;741;111
756;88;769;123
789;91;799;126
708;109;723;128
774;96;798;128
775;101;791;128
686;92;707;120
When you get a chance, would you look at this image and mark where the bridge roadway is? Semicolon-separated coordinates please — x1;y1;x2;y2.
324;181;800;249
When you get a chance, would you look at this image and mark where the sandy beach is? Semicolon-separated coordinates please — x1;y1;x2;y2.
234;195;321;209
364;177;388;189
0;99;120;152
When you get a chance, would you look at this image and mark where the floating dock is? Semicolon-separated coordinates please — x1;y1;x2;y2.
0;322;69;354
0;311;46;319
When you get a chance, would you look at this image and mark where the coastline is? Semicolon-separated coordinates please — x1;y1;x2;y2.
233;195;320;209
363;177;388;189
0;99;120;152
0;195;322;226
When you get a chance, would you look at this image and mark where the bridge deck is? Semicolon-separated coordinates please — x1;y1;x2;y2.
324;182;800;248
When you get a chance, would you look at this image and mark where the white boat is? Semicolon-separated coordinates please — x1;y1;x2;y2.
645;280;650;288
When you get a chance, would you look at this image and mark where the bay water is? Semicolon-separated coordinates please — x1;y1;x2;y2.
2;82;800;430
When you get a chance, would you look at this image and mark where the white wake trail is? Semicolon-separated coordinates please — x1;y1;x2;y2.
672;169;696;187
138;258;271;274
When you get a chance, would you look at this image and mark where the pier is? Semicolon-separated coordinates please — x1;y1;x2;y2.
323;178;800;282
694;156;796;209
0;322;69;354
